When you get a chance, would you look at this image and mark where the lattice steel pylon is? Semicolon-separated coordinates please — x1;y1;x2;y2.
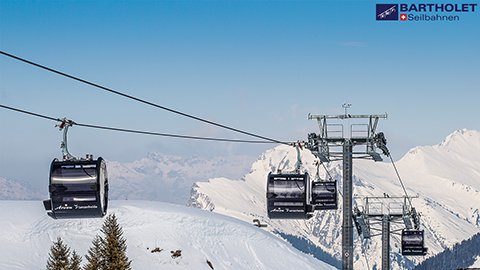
353;196;420;270
305;106;388;270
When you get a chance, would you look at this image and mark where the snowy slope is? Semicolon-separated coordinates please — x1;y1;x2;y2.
189;129;480;270
0;200;335;270
107;153;252;204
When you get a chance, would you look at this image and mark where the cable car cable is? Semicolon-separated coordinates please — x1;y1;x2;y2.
320;160;334;182
0;104;278;144
0;51;288;145
75;122;277;144
386;148;427;235
0;104;60;122
387;154;413;208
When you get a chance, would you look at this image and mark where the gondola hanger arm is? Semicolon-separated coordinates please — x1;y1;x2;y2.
289;141;305;174
56;118;77;161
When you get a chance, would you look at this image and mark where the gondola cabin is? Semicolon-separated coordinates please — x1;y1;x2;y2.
266;173;312;219
401;230;428;256
43;157;108;219
311;180;338;210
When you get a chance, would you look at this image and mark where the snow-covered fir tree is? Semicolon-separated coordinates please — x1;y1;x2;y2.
69;251;81;270
84;235;104;270
99;214;131;270
46;237;70;270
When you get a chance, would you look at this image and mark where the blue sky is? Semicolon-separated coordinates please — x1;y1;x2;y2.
0;0;479;186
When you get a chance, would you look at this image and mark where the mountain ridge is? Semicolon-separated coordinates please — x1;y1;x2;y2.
0;153;254;202
189;129;480;270
0;177;43;200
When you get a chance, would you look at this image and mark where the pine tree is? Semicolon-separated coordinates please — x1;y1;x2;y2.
84;235;104;270
46;237;71;270
69;250;82;270
99;214;131;270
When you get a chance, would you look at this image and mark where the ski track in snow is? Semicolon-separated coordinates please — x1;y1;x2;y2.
0;200;335;270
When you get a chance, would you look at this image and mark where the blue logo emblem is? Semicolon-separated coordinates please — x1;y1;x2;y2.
376;4;399;20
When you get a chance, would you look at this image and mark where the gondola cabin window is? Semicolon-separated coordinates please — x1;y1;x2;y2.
51;164;97;184
269;178;305;199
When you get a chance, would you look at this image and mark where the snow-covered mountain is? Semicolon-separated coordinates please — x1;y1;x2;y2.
189;129;480;270
0;153;253;202
107;153;253;204
0;200;335;270
0;177;43;200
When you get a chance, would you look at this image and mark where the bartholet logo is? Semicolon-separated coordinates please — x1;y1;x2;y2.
376;4;399;20
400;3;477;12
377;3;478;22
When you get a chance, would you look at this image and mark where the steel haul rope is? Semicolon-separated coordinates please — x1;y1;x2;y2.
0;51;288;145
0;104;279;144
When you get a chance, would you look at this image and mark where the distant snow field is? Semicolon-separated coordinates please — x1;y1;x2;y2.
0;200;335;270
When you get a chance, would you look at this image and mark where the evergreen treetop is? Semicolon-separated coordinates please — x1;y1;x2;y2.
99;214;132;270
84;235;104;270
69;250;81;270
46;237;71;270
